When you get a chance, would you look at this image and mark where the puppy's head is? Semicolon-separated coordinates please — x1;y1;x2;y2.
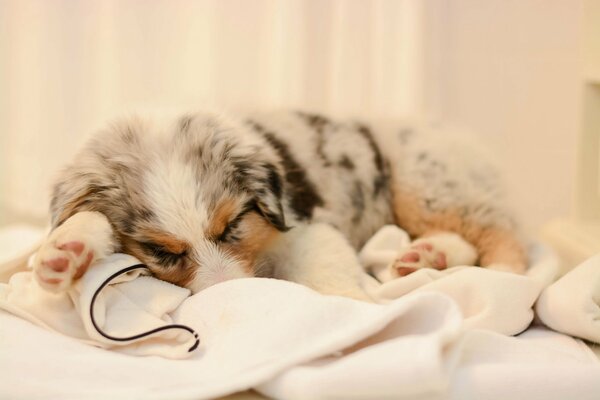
50;112;288;292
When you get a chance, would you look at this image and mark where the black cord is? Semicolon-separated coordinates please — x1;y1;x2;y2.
89;263;200;353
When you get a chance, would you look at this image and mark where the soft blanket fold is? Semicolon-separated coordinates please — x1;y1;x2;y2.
0;253;198;359
359;225;560;335
1;281;466;399
2;224;600;400
537;253;600;343
2;278;598;400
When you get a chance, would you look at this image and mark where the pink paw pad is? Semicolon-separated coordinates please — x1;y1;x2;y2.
42;257;69;273
399;252;420;263
434;252;447;269
395;266;417;277
40;277;63;284
74;251;94;279
35;239;94;292
392;240;449;278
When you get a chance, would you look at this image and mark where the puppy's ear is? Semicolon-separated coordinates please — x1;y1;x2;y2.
50;176;102;227
246;163;289;231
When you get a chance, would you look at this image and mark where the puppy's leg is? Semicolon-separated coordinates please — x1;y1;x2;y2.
475;227;528;273
390;187;527;277
33;211;117;292
382;126;528;276
269;223;375;302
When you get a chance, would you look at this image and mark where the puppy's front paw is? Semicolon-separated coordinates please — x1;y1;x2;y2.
33;238;94;292
390;232;478;278
33;211;115;292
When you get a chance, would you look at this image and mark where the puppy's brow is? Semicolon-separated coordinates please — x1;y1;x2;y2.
138;229;190;254
207;198;238;239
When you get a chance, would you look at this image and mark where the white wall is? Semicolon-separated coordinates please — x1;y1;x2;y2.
0;0;422;224
0;0;585;234
424;0;583;232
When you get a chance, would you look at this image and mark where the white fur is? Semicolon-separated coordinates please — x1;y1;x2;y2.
269;223;375;301
33;211;115;292
187;242;251;293
143;154;255;293
41;110;521;294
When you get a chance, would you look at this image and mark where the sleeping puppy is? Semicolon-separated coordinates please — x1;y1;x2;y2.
33;110;527;294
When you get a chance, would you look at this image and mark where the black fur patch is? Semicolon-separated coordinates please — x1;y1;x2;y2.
338;155;355;170
296;111;334;166
296;111;330;132
266;167;283;199
355;123;390;196
351;181;365;224
255;162;288;231
246;120;324;220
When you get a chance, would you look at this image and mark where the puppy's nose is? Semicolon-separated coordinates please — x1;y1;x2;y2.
212;271;228;283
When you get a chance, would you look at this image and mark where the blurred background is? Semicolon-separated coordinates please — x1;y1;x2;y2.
0;0;597;258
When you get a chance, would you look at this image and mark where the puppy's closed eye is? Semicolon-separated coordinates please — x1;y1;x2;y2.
216;204;258;243
140;241;187;265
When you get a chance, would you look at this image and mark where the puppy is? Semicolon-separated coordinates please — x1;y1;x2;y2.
33;110;527;294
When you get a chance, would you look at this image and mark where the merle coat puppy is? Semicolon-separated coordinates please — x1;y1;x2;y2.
34;110;526;295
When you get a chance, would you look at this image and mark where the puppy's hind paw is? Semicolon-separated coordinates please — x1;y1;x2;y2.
391;241;448;277
390;232;477;278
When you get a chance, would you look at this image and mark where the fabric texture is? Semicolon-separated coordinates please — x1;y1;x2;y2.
0;253;197;359
259;328;600;400
537;253;600;343
2;277;599;400
1;280;465;399
359;225;560;335
1;225;600;399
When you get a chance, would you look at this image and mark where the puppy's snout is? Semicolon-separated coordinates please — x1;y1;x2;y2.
187;245;251;293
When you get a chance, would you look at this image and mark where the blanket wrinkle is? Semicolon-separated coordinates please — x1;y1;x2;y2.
360;225;557;335
536;252;600;344
2;224;600;399
0;253;198;358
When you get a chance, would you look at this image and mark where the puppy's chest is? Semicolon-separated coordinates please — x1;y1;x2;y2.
247;111;395;248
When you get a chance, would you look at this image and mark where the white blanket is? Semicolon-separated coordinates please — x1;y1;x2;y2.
537;253;600;344
1;224;600;399
1;279;462;399
360;226;559;335
0;253;197;359
260;328;600;400
2;277;599;400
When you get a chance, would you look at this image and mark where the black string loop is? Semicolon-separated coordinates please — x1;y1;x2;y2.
89;264;199;353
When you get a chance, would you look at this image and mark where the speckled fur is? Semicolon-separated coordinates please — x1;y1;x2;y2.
38;110;527;293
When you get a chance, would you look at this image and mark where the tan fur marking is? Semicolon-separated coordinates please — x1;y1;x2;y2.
476;229;527;273
207;198;238;239
120;235;195;287
221;212;279;274
153;265;196;288
118;236;147;265
391;184;527;273
139;229;190;254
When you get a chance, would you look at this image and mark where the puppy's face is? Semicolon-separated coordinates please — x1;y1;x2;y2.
50;113;287;292
121;197;281;292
